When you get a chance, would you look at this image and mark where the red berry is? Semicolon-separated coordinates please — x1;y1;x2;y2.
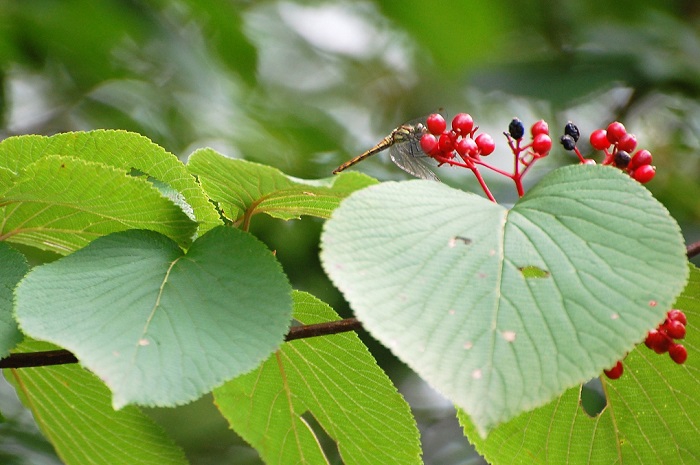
531;133;552;155
455;137;478;158
632;164;656;183
668;309;687;325
426;114;447;136
617;133;637;153
590;129;610;150
531;120;549;136
420;134;439;155
452;113;474;135
475;133;495;155
645;329;671;353
604;360;624;379
438;132;454;154
629;149;652;170
606;122;626;143
664;319;686;339
669;344;688;364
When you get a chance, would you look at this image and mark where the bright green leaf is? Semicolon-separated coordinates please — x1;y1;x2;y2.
320;165;688;436
0;166;15;191
461;263;700;463
5;339;188;465
0;155;197;254
0;243;28;357
15;226;293;408
0;130;221;235
187;148;377;223
214;291;422;465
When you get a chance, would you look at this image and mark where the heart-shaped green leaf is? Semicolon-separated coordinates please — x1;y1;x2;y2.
320;165;688;435
15;226;292;408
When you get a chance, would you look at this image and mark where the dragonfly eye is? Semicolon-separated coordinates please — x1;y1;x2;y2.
414;123;427;135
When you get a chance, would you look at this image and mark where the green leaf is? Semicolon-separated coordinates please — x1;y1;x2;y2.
5;339;188;465
214;291;422;465
0;243;28;357
15;226;293;408
320;165;688;436
460;263;700;463
0;130;221;235
187;148;377;223
0;155;197;254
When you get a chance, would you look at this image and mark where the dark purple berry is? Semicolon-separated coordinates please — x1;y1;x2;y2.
614;150;631;168
508;118;525;140
560;134;576;151
564;122;580;142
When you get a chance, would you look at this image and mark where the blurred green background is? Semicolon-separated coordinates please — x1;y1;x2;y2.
1;1;699;463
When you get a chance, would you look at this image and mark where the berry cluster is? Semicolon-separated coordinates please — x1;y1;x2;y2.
419;113;496;160
604;309;689;380
560;121;656;183
418;114;553;201
645;309;688;364
381;113;658;202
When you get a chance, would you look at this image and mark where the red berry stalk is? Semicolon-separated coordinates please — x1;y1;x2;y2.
420;114;551;200
414;113;656;202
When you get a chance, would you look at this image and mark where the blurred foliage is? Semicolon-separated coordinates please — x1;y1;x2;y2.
1;0;699;463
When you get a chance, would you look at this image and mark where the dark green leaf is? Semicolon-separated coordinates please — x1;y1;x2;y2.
0;243;28;357
15;226;293;408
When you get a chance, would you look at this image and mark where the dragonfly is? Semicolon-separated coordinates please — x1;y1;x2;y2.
333;115;441;181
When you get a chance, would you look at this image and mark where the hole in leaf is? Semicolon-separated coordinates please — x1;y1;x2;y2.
518;265;550;278
448;236;472;248
580;378;606;417
300;411;340;462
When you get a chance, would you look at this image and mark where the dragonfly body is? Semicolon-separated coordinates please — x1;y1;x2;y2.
333;120;440;181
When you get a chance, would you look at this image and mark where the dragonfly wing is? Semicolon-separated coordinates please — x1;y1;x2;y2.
389;141;441;182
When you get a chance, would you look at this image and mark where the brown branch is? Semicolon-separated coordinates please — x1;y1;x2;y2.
0;349;78;368
0;318;362;369
286;317;361;341
4;238;697;370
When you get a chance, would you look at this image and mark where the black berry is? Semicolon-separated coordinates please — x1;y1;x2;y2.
614;150;631;168
508;118;525;140
564;122;580;142
560;134;576;151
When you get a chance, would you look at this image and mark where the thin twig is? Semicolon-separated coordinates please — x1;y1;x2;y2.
3;239;698;370
0;318;363;369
